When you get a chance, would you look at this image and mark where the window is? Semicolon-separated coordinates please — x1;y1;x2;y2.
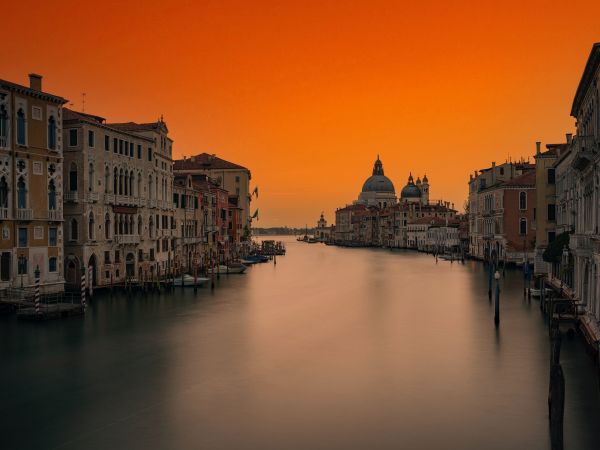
49;227;57;246
235;176;240;182
70;218;78;241
17;257;27;275
88;163;94;191
17;108;26;145
0;176;8;208
88;212;95;240
547;204;556;221
547;168;556;185
548;231;556;243
105;213;111;239
69;163;78;191
499;167;504;176
48;180;56;210
137;144;142;159
48;116;57;150
87;130;94;148
17;177;27;209
148;147;152;161
104;135;110;151
519;191;527;210
18;228;28;247
130;142;134;157
115;250;120;263
0;252;10;281
519;218;527;235
138;249;143;262
119;139;123;155
48;257;57;272
104;251;111;264
113;137;118;153
69;129;78;146
0;105;8;147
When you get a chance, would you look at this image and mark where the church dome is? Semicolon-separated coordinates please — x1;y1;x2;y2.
400;173;422;198
361;157;395;193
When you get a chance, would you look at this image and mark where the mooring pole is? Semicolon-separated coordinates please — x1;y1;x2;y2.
494;270;500;326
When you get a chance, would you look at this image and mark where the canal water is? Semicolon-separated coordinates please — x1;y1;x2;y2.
1;237;600;450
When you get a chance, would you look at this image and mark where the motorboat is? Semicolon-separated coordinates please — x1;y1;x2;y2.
242;254;269;264
530;288;553;297
173;274;210;287
207;263;247;274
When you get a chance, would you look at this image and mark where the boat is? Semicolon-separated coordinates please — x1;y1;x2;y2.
530;288;553;297
242;254;269;264
173;274;210;287
207;263;247;274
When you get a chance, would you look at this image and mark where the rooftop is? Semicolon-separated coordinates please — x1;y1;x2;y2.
174;153;249;171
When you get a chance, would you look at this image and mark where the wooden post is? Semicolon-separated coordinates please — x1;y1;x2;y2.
494;270;500;326
81;267;87;313
548;330;564;450
488;261;493;300
34;265;41;316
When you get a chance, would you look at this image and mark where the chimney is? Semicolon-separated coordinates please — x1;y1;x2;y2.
535;141;541;155
29;73;42;91
566;133;573;145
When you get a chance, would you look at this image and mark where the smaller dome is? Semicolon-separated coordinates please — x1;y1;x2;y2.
423;174;428;183
400;173;422;199
416;177;421;185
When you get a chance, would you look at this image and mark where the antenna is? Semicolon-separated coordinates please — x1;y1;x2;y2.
82;93;86;112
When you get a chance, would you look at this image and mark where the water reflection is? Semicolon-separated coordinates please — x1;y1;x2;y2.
1;237;599;450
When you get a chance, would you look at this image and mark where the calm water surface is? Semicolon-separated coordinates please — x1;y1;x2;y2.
2;237;600;450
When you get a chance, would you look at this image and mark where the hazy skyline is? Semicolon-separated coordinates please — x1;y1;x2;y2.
4;0;600;226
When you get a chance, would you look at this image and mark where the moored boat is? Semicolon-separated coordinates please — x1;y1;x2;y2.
173;274;210;287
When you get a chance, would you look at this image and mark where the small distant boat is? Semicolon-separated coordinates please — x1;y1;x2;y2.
173;274;210;287
208;263;247;274
307;237;318;243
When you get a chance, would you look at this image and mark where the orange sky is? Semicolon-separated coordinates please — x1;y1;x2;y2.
3;0;600;226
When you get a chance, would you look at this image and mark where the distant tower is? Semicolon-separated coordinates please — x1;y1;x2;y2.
317;212;327;229
422;174;430;204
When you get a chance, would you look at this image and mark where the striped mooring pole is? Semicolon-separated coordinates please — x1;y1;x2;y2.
88;266;93;297
81;267;87;312
34;265;41;315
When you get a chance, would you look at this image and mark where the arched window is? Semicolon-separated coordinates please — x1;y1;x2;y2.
105;213;111;239
119;169;123;195
123;171;128;196
149;216;154;238
519;191;527;210
48;115;56;150
113;167;118;194
104;166;110;193
71;218;78;241
519;218;527;235
129;215;134;235
137;215;142;235
137;172;142;198
0;105;8;146
48;180;56;210
16;108;26;145
0;176;8;208
129;171;134;197
69;163;78;192
17;177;27;209
148;175;153;199
88;163;94;191
88;212;95;240
114;214;118;236
119;214;124;235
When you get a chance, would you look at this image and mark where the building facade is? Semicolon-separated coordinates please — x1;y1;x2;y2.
0;74;67;293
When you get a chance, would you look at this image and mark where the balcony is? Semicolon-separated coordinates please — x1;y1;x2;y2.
115;195;136;206
136;197;146;207
47;209;63;221
86;192;99;202
16;208;33;221
104;193;115;204
148;199;157;208
64;192;78;202
571;135;597;171
0;208;8;220
114;235;141;245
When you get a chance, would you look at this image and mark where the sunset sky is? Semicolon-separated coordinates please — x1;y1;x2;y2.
4;0;600;226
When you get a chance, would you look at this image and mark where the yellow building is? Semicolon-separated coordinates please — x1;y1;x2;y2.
0;74;67;293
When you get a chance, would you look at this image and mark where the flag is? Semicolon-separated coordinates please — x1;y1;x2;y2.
251;209;259;220
252;186;259;199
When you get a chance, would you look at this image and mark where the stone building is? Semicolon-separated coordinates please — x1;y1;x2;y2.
533;141;567;275
62;109;175;287
555;43;600;325
468;160;534;260
174;153;252;243
0;74;67;293
173;174;204;273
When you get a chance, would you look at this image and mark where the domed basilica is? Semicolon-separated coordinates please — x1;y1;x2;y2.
357;156;430;208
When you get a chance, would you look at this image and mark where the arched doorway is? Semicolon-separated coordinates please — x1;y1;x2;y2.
88;254;97;286
65;256;80;287
126;253;135;278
